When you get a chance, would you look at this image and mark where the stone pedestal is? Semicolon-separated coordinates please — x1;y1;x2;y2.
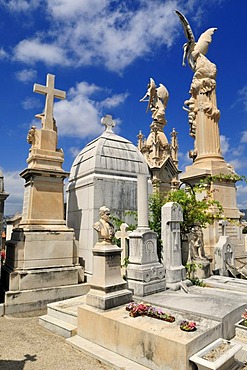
192;259;211;280
127;229;166;296
86;242;132;310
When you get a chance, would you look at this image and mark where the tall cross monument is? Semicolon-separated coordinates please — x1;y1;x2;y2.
2;74;84;315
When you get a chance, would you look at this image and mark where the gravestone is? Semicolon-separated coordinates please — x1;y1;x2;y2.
2;74;84;314
67;115;149;280
126;174;166;296
214;236;235;276
161;202;190;290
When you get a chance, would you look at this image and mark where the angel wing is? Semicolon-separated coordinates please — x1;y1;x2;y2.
156;84;169;107
174;10;195;67
194;28;217;56
174;10;195;43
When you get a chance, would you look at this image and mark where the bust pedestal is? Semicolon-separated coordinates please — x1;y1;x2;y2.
86;241;132;309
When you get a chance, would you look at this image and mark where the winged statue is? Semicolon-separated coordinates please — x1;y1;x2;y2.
140;78;169;125
174;10;217;71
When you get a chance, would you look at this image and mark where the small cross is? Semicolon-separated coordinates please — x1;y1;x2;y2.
33;74;66;130
219;220;228;236
101;114;115;133
115;223;131;264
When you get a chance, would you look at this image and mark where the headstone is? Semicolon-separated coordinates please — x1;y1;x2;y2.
214;236;235;276
86;206;132;309
67;115;149;280
161;202;190;290
126;174;166;296
1;74;84;315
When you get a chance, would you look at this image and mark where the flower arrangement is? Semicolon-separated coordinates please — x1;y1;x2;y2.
126;302;175;322
241;309;247;326
180;320;197;332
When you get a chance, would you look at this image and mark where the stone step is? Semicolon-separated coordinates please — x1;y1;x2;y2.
47;304;77;326
67;335;150;370
39;295;88;337
39;314;77;338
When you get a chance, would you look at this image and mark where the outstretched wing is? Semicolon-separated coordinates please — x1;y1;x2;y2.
174;10;195;44
195;28;217;56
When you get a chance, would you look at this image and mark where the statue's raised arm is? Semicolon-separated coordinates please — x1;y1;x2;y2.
174;10;217;71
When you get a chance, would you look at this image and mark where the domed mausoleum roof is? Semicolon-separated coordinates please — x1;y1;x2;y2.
69;115;149;181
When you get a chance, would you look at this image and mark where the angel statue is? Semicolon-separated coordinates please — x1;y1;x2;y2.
140;78;169;126
175;10;221;161
174;10;217;72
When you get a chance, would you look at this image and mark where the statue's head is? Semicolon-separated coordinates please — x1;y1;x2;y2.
99;206;111;220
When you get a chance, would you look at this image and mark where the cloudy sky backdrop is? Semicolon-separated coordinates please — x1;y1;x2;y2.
0;0;247;215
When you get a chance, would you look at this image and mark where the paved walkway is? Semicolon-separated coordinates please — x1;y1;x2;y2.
0;313;113;370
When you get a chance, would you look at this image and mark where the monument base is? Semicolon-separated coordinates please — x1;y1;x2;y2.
127;262;166;296
193;259;211;280
127;229;166;296
3;283;87;315
86;242;132;309
1;227;84;314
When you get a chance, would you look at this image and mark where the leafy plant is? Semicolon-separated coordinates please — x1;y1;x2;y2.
148;183;224;262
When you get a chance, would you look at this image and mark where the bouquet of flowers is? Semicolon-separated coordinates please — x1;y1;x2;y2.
180;320;197;332
126;302;175;322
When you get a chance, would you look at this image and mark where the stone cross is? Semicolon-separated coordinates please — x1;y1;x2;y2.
115;223;131;263
33;74;66;130
219;220;228;236
101;114;115;133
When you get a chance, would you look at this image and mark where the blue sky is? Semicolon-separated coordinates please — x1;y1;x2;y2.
0;0;247;215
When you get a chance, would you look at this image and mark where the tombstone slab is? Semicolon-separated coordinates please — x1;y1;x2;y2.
161;202;190;290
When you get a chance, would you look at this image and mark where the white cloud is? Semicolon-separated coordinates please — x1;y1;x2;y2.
21;97;41;110
238;86;247;111
220;135;229;155
99;93;129;109
54;81;128;138
241;131;247;144
236;183;247;209
12;0;181;72
47;0;107;19
69;146;81;158
16;68;37;83
0;47;8;59
14;39;69;66
0;0;40;11
3;170;24;216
